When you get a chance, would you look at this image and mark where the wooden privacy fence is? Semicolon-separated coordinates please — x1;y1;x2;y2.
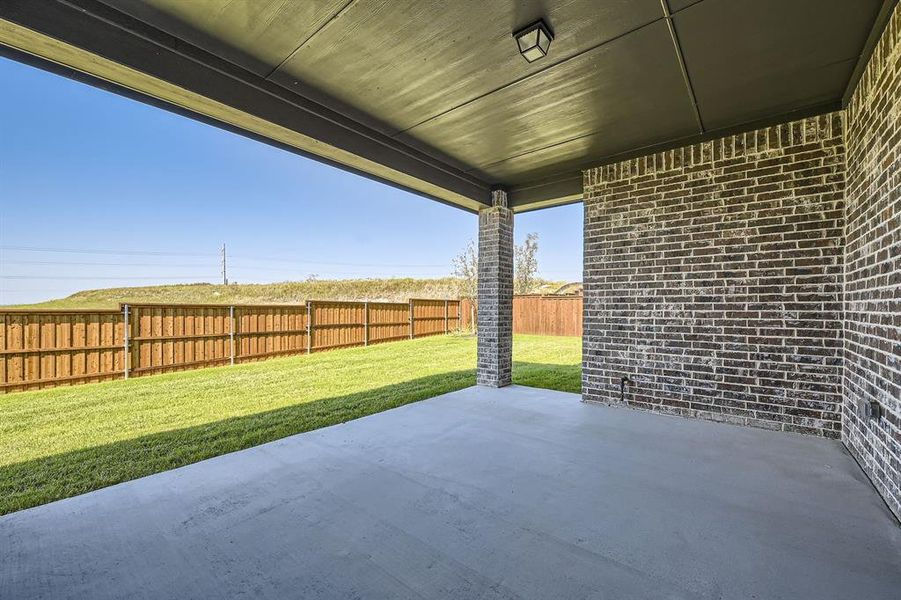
461;295;582;337
0;299;460;393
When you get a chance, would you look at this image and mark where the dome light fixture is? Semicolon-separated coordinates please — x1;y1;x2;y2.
513;19;554;63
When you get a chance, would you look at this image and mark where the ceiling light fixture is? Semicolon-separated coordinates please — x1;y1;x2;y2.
513;19;554;63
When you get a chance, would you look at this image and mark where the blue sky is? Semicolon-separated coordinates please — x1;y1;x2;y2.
0;57;582;305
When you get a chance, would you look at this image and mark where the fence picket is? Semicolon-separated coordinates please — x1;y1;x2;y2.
0;298;462;393
460;295;582;337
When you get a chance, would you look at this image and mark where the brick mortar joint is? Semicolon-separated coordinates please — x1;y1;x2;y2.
479;206;513;218
579;4;900;519
583;114;844;187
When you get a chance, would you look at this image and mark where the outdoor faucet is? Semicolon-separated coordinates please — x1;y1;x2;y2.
620;376;632;402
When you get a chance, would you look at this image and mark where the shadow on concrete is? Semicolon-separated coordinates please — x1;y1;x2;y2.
2;361;581;515
1;370;475;515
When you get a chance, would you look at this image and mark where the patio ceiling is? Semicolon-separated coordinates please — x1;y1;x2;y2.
0;0;894;212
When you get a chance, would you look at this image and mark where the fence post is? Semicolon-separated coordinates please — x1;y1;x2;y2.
409;299;414;339
229;305;235;365
306;301;313;354
123;304;130;380
444;299;449;334
364;301;369;346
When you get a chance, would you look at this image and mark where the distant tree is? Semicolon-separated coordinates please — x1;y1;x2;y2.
514;232;540;294
451;239;478;331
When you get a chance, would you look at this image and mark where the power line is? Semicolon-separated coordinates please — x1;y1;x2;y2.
0;275;216;280
228;269;421;277
0;245;217;257
1;246;579;274
1;260;219;267
229;254;448;268
0;245;449;268
0;259;573;275
0;288;81;292
1;259;574;277
0;259;445;270
0;263;446;279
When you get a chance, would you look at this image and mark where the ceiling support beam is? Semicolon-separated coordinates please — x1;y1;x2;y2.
508;175;583;212
264;0;358;80
0;0;491;212
843;0;900;105
660;0;704;133
506;97;842;212
394;17;665;137
0;0;880;214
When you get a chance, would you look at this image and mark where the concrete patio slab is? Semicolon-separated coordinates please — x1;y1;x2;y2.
2;385;899;599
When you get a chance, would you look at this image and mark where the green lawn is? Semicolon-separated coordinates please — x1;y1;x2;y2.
0;334;580;515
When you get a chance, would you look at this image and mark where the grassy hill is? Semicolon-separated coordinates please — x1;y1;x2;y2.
6;278;568;310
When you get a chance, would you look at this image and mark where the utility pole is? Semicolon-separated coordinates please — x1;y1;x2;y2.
221;243;228;285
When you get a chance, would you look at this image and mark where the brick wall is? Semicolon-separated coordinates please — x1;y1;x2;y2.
583;114;846;437
477;190;513;387
843;3;901;520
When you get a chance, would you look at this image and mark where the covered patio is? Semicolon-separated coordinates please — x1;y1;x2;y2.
1;0;900;597
4;385;900;599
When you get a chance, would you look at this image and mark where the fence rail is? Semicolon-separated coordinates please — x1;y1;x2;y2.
461;295;582;337
0;299;460;393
